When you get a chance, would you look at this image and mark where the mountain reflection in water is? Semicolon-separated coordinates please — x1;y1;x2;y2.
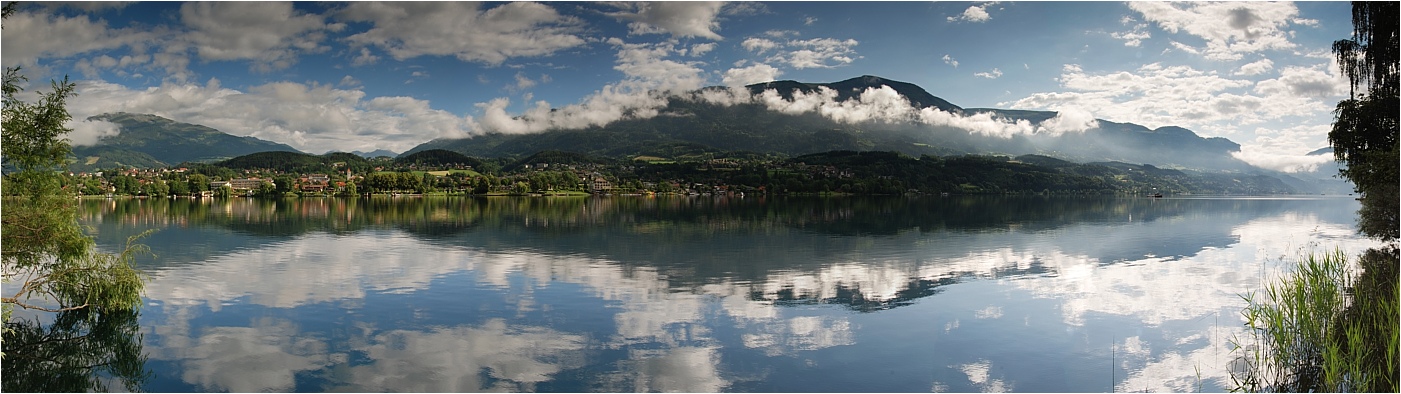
66;195;1376;392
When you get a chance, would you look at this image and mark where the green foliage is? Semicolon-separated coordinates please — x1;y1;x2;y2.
3;72;74;175
1233;249;1352;391
394;149;483;168
1329;1;1399;242
629;150;1288;195
139;178;168;198
273;175;295;195
67;146;167;172
501;150;616;172
255;180;276;198
216;150;367;173
167;177;190;196
1328;247;1400;392
339;180;358;196
360;172;423;194
186;173;209;193
1231;248;1399;392
182;162;236;181
2;60;148;319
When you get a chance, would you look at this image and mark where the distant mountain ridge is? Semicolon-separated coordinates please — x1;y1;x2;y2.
67;77;1332;193
350;149;399;158
72;112;300;171
746;75;963;113
407;75;1259;173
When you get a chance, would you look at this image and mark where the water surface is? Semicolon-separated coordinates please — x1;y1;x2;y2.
28;196;1381;392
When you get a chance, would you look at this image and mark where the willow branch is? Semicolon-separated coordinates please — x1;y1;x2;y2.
0;298;89;313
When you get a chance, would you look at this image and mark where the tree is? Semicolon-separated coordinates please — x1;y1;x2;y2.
2;16;146;326
339;180;357;197
255;180;277;198
104;174;132;195
1322;4;1399;392
167;177;190;196
186;173;209;195
273;175;295;195
421;172;436;193
1330;1;1398;242
362;172;396;194
213;184;232;198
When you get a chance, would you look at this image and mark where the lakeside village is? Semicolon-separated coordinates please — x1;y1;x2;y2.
46;156;859;199
38;149;1285;199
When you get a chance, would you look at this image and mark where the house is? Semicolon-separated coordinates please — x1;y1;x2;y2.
590;178;614;193
299;174;331;192
228;178;270;190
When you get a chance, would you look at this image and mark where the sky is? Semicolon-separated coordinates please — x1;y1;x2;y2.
0;1;1357;172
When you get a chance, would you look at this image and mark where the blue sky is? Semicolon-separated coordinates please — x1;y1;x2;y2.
1;1;1355;171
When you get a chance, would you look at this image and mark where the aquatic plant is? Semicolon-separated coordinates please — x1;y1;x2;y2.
1229;248;1398;392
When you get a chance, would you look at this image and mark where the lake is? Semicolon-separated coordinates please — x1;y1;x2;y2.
9;195;1381;392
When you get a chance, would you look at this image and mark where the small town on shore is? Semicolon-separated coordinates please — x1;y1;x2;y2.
42;146;1301;200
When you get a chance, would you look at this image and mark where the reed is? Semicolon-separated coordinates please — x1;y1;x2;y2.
1229;247;1399;392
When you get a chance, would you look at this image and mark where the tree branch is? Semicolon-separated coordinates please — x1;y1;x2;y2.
1;297;89;313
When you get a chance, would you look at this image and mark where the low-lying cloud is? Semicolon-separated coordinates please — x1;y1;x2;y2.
68;78;478;154
65;119;122;146
1229;124;1338;173
69;73;1100;154
747;85;1092;139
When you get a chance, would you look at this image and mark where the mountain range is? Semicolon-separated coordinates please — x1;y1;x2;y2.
407;75;1256;173
62;76;1348;193
70;112;299;171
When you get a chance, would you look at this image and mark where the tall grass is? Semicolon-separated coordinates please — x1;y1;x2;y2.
1230;247;1399;392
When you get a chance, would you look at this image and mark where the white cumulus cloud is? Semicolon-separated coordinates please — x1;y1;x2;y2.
0;9;156;68
741;36;860;70
472;40;709;135
1235;59;1274;76
947;2;997;23
337;2;587;66
1130;2;1307;61
180;2;335;72
1111;25;1152;47
723;64;782;88
1002;62;1321;130
606;2;726;40
741;37;780;54
689;42;717;57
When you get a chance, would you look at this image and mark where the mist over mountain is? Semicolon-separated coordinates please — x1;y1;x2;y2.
62;77;1347;195
406;76;1263;173
1276;147;1352;194
70;112;300;171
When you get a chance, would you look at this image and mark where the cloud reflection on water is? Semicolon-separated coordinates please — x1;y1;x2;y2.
108;197;1376;392
333;319;587;392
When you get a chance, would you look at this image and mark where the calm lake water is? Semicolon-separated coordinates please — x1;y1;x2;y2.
23;195;1383;392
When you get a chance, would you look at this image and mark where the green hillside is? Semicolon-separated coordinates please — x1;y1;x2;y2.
216;151;374;174
70;112;301;171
